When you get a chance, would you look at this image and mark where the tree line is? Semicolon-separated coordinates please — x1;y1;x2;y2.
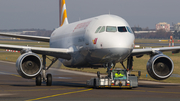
135;29;172;39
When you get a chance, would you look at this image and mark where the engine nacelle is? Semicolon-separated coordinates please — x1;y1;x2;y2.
16;53;42;79
147;54;174;80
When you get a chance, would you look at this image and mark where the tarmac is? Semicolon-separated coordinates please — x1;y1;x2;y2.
0;61;180;101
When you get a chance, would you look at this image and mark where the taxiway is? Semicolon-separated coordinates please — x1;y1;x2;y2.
0;61;180;101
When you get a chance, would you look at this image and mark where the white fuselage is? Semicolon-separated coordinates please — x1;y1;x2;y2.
50;15;135;68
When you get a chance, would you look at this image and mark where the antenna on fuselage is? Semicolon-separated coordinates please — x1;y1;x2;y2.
109;10;111;15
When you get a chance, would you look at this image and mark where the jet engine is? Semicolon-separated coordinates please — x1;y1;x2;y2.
146;54;174;80
16;53;42;79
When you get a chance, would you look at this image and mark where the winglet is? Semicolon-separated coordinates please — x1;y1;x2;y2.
59;0;69;27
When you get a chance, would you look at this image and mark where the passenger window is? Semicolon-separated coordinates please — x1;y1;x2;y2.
99;26;105;33
126;26;133;33
118;27;127;32
106;26;117;32
95;26;102;33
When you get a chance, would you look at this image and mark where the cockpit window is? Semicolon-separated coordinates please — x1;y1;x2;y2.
106;26;117;32
126;26;133;33
99;26;105;33
95;26;133;33
95;26;102;33
118;27;127;32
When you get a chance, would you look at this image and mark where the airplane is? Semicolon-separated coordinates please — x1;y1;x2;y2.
0;0;179;86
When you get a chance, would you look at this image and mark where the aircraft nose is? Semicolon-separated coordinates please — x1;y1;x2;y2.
89;32;135;63
96;32;135;62
101;32;135;49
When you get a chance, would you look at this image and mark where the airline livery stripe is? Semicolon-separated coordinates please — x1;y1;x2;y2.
60;0;66;15
60;4;66;23
59;0;68;26
61;10;67;26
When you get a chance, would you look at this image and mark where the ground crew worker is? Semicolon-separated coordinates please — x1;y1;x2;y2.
115;70;124;78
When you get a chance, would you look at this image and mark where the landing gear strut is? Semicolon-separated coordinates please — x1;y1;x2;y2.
127;56;133;71
106;63;115;78
120;56;133;71
35;55;58;86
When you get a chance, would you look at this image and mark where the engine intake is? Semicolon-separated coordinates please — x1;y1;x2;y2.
16;53;42;79
147;54;174;80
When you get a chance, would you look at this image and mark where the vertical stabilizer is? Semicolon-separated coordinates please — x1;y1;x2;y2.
59;0;69;26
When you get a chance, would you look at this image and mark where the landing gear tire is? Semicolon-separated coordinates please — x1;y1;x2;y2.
46;74;52;86
93;78;97;89
36;74;42;86
97;71;100;78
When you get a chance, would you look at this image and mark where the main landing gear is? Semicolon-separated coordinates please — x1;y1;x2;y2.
36;73;52;86
35;55;58;86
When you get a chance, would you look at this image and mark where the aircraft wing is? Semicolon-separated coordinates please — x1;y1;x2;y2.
0;33;50;42
0;44;71;60
131;46;180;56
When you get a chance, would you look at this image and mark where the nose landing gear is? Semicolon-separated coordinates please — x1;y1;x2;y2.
104;56;134;78
120;56;133;71
105;63;115;78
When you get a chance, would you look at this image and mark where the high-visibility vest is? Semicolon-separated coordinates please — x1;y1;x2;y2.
115;73;124;78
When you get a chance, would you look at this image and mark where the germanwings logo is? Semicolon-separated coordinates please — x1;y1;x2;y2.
92;38;98;44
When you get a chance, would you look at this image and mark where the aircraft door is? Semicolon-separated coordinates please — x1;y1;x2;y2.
84;19;97;48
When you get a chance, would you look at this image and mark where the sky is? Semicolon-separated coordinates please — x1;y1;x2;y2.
0;0;180;30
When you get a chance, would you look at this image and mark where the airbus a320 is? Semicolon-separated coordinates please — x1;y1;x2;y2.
0;0;178;86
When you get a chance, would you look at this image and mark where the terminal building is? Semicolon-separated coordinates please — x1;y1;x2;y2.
174;23;180;32
156;22;170;32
